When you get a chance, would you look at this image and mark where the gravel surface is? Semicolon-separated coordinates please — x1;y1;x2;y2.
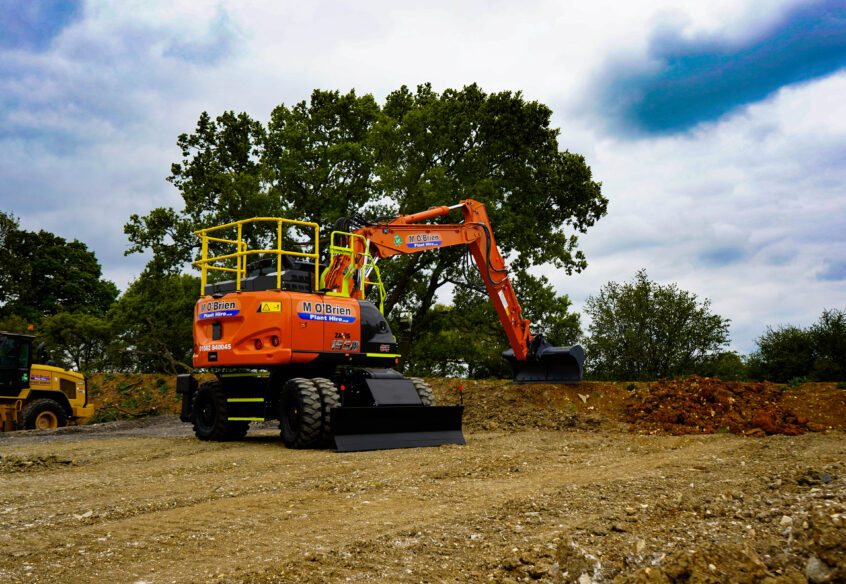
0;380;843;583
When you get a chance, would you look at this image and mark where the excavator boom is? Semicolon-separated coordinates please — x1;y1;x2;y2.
322;200;584;383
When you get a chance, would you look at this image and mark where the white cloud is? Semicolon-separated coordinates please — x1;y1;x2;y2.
560;72;846;352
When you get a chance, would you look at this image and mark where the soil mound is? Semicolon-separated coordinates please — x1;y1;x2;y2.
623;375;809;436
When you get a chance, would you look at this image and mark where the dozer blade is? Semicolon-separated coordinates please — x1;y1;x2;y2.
503;336;585;384
331;405;465;452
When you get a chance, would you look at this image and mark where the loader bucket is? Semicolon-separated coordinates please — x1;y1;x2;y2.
331;405;465;452
503;335;585;384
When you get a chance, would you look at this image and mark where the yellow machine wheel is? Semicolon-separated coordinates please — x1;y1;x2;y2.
35;410;59;429
21;399;68;431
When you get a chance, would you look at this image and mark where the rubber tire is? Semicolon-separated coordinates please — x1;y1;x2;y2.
312;377;341;445
410;377;435;406
192;380;249;441
279;378;323;449
21;399;67;430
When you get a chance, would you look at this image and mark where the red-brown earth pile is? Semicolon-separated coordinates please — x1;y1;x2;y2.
623;375;809;436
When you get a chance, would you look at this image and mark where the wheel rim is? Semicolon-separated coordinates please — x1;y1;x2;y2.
35;411;58;430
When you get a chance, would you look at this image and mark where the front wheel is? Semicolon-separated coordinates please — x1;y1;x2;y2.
192;380;248;441
279;378;323;449
312;377;341;445
21;399;67;430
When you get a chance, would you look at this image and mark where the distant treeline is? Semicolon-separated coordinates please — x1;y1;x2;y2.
2;209;843;383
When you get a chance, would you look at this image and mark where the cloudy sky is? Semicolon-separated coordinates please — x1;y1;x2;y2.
1;0;844;353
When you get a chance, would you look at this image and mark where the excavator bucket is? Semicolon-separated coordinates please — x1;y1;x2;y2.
331;405;465;452
503;336;585;384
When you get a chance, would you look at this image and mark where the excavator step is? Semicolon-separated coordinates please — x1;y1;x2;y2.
331;405;464;452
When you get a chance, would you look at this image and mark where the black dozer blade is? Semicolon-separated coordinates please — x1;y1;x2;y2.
503;334;585;384
331;405;465;452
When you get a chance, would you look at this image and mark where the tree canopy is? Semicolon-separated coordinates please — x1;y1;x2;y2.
584;270;730;380
125;84;606;372
748;308;846;382
0;211;118;321
107;274;199;374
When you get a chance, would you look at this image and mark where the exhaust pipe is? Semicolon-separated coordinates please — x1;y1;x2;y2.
502;335;585;384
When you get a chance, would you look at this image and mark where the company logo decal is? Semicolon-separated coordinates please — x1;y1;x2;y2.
198;299;241;320
259;301;282;313
296;301;356;323
31;374;50;385
393;234;403;246
407;234;442;249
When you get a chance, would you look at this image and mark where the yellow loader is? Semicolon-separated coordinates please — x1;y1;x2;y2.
0;331;93;431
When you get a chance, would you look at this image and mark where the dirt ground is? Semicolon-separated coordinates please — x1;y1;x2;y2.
1;379;844;583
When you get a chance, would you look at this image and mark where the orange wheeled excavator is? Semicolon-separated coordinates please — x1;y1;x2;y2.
177;199;583;451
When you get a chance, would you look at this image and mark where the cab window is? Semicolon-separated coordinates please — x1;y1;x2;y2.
0;336;21;369
18;341;29;369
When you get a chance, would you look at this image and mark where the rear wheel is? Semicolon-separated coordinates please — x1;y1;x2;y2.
312;377;341;445
21;399;67;430
410;377;435;406
192;380;248;441
279;378;323;448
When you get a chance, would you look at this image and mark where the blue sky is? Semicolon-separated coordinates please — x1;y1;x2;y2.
1;0;844;354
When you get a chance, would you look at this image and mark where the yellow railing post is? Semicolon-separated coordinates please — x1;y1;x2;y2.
200;235;209;295
313;223;320;292
276;219;283;290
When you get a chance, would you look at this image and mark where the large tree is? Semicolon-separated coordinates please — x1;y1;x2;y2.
38;312;112;372
125;85;606;365
106;274;199;374
0;215;118;320
584;270;730;380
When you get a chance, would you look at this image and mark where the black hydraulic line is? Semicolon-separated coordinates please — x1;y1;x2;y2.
468;223;509;288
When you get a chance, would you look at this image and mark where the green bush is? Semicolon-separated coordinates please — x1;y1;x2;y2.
786;376;809;388
89;407;120;424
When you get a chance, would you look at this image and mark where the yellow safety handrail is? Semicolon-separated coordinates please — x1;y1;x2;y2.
193;217;320;295
321;231;386;313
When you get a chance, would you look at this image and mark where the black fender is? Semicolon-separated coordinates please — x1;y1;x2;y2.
176;374;198;422
26;390;73;417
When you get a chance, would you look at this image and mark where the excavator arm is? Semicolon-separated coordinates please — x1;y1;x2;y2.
321;199;585;383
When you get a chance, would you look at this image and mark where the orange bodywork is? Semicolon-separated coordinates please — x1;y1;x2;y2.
322;200;534;360
192;291;366;368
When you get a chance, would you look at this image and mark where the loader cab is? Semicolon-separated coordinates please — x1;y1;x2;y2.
0;332;32;396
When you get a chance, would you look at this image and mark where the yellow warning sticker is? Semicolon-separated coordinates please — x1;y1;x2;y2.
259;301;282;313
